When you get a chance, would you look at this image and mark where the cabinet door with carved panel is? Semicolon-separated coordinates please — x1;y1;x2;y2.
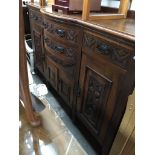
76;52;129;154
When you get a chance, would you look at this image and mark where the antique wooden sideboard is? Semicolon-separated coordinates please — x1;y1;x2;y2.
28;3;135;155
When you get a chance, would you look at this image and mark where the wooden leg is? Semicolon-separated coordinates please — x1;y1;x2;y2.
19;0;40;127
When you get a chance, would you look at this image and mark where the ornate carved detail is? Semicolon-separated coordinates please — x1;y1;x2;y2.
66;48;75;57
111;49;131;68
82;68;112;131
44;19;79;43
83;33;96;49
96;41;131;67
66;30;78;42
83;33;133;68
84;76;105;128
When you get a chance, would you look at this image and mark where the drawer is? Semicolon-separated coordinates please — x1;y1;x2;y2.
44;33;77;67
43;17;83;45
29;9;43;25
82;31;134;69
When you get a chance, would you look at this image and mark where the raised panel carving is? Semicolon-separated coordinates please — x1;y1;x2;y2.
81;67;112;134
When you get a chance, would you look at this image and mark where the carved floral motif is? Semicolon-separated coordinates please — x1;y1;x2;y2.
84;75;106;128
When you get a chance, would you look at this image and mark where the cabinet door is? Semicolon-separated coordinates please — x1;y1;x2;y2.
32;29;45;74
58;69;74;108
76;53;126;151
46;56;58;90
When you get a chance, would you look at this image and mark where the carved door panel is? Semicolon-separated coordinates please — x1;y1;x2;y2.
76;53;123;144
33;29;44;74
46;56;58;90
58;70;74;108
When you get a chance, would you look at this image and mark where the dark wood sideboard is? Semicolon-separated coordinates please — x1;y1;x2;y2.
28;4;135;155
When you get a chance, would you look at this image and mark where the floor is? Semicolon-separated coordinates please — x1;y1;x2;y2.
19;65;97;155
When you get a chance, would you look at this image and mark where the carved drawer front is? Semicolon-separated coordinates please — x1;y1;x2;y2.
82;32;134;69
44;33;77;78
78;66;112;137
29;9;43;25
46;56;58;90
43;17;83;45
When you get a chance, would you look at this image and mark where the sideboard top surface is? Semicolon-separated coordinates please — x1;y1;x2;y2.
28;3;135;41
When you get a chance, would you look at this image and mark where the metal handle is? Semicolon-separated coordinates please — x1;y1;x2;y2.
55;46;64;53
55;29;65;37
96;42;110;55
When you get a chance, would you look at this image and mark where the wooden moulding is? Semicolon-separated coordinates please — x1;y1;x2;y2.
82;0;130;21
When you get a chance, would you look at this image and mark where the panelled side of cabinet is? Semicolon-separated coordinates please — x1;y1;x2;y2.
29;7;45;75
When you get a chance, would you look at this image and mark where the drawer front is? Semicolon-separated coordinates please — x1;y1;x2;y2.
44;33;78;79
82;31;135;70
29;9;43;26
43;17;83;45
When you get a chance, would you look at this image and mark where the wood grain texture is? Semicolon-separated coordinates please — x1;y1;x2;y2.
82;0;90;21
119;0;130;18
82;0;130;20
